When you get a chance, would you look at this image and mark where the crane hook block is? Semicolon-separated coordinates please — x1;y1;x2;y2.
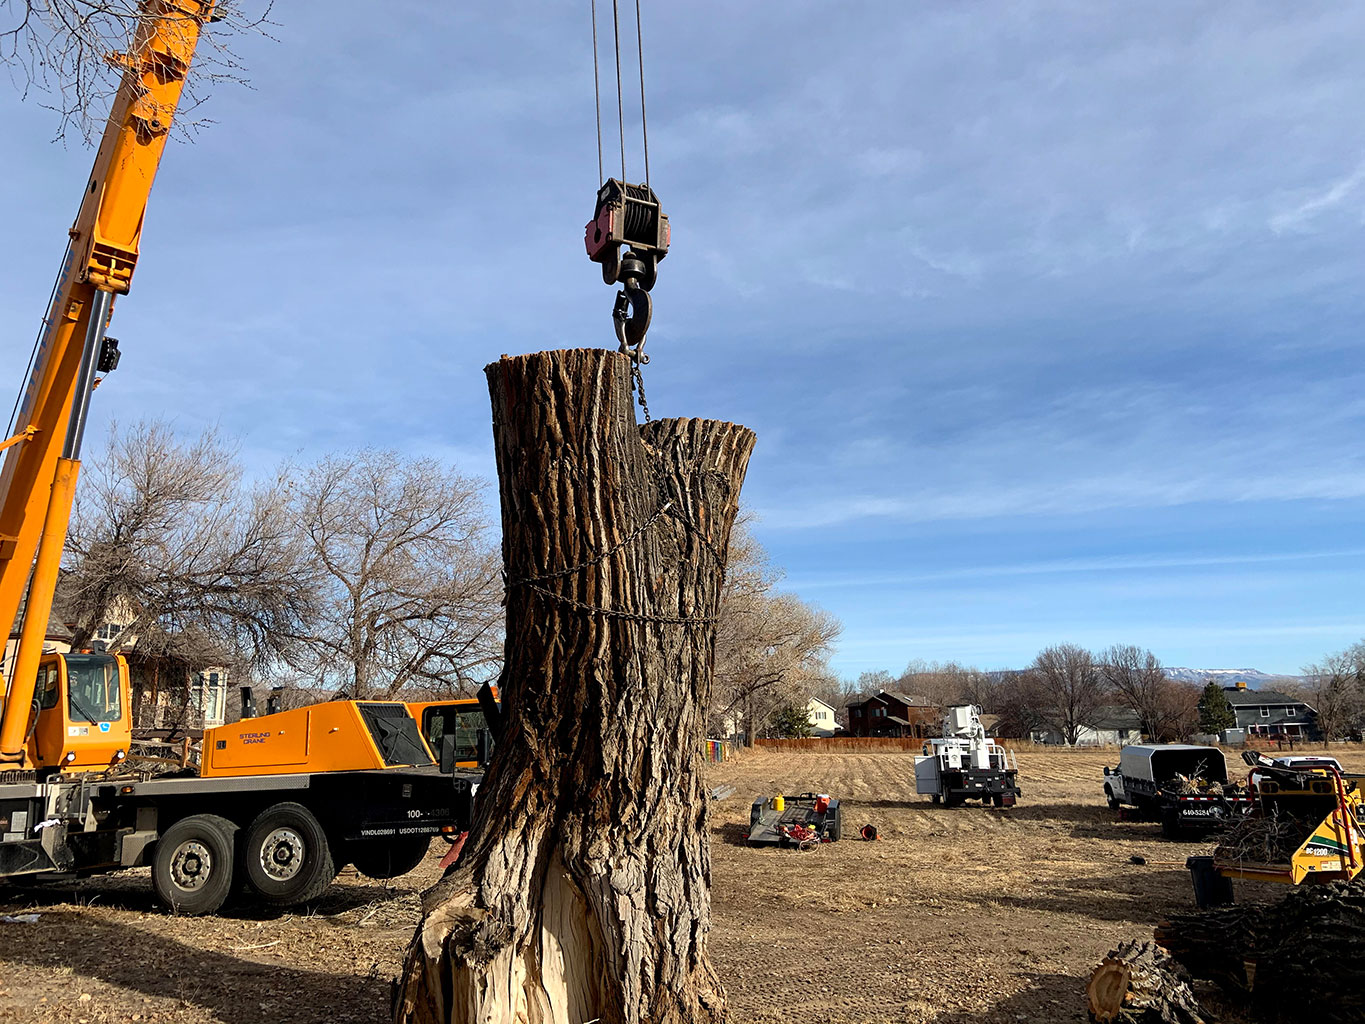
586;179;669;272
586;179;668;363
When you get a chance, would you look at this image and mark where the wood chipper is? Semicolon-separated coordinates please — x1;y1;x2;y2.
1187;751;1365;907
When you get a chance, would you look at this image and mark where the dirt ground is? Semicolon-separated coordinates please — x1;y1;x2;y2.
1;747;1360;1023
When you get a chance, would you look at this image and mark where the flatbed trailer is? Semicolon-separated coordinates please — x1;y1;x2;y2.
747;793;842;848
0;762;477;914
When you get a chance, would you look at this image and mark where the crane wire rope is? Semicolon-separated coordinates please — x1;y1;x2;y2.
590;0;650;187
590;0;603;183
635;0;650;187
6;244;69;439
612;0;627;181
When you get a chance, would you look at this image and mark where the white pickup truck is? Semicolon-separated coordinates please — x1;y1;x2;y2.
1103;744;1253;838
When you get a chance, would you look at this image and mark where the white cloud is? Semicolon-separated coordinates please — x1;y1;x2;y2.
1269;160;1365;233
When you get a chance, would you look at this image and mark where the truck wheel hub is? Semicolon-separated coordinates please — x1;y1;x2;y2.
170;840;213;891
260;828;306;881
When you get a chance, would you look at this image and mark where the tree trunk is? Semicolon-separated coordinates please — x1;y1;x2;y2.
1086;940;1206;1024
393;349;754;1024
1155;878;1365;1023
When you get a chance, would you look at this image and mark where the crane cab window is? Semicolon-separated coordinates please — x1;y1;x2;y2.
36;663;60;710
423;705;490;764
64;654;120;723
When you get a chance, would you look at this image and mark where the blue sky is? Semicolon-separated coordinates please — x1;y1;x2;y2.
2;2;1363;678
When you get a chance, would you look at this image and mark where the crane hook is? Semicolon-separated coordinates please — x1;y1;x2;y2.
585;179;668;365
612;251;652;364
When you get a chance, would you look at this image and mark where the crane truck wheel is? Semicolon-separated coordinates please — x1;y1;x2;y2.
241;802;335;907
348;836;432;880
152;814;238;916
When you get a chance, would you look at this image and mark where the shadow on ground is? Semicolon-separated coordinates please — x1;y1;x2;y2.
0;875;413;920
0;910;391;1024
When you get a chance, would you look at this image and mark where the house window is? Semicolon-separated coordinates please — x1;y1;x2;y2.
191;671;226;724
851;708;861;717
1260;708;1270;717
95;623;125;642
1287;708;1297;717
873;708;885;717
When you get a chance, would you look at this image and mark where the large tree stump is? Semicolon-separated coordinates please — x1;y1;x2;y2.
394;349;754;1024
1155;878;1365;1023
1086;940;1206;1024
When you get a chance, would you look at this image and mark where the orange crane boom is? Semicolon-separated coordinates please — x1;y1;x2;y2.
0;1;216;766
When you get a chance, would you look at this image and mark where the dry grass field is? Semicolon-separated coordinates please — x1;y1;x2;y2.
1;746;1361;1023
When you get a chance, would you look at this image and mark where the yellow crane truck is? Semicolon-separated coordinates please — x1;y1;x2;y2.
0;1;476;914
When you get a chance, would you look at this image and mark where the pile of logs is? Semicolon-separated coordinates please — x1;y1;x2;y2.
1087;878;1365;1024
1085;940;1205;1024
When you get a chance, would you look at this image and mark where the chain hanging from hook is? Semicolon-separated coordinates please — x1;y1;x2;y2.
585;0;668;372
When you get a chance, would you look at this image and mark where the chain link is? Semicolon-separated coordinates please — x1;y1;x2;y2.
631;358;651;422
502;358;729;626
521;579;718;625
506;499;673;587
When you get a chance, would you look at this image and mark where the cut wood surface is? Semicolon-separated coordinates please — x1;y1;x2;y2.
393;349;754;1024
1086;939;1205;1024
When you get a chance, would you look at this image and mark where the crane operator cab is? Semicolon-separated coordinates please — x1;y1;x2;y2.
3;651;132;775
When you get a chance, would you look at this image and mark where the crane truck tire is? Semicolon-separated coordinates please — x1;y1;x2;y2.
241;802;335;906
152;814;238;916
348;836;432;880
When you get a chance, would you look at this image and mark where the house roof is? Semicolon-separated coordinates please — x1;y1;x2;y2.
1223;689;1309;708
1089;707;1144;730
846;691;935;712
885;715;913;727
807;696;837;713
879;690;935;708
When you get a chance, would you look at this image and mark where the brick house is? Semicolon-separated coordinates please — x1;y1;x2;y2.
846;690;937;738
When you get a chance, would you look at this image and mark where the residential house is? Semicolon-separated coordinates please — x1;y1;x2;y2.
805;697;840;737
846;690;937;738
4;592;230;730
1222;682;1320;741
1029;706;1144;746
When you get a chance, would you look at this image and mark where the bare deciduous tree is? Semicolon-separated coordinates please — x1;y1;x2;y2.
62;419;314;674
1;0;273;139
898;659;994;709
1099;643;1196;740
288;449;502;699
1029;643;1107;745
709;518;839;743
1299;650;1365;744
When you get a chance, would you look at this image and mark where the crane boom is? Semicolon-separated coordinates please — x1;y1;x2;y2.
0;0;216;765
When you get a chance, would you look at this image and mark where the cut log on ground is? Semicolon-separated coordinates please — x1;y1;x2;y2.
393;349;754;1024
1086;939;1206;1024
1156;878;1365;1024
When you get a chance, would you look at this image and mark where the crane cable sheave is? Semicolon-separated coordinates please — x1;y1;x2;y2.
585;178;669;365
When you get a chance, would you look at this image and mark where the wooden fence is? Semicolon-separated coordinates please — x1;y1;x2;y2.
752;736;928;753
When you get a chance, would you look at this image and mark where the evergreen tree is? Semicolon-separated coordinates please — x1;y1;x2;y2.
771;703;815;738
1197;682;1237;734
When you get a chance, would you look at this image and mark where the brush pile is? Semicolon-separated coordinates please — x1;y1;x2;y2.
1213;809;1304;865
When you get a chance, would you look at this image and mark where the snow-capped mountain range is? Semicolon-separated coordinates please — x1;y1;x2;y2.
1163;667;1301;689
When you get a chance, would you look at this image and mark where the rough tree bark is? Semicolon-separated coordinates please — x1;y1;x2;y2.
1086;940;1206;1024
1155;878;1365;1023
394;349;754;1024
